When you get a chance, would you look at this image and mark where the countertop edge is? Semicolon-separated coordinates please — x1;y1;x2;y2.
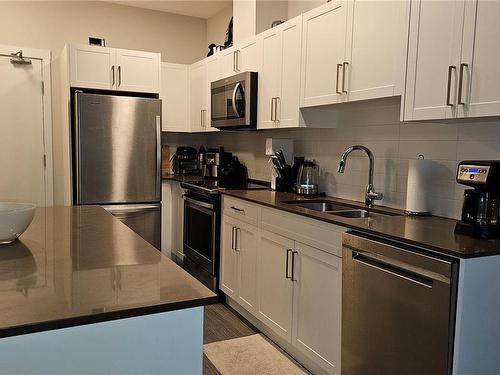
220;190;495;260
0;296;218;339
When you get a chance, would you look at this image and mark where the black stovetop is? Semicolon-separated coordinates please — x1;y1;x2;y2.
181;179;269;194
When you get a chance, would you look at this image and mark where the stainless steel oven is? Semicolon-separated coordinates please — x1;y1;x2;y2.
211;71;258;130
183;191;221;292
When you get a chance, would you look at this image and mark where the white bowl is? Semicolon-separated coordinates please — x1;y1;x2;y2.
0;203;36;244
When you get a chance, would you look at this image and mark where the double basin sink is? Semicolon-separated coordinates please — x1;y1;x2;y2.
281;199;400;219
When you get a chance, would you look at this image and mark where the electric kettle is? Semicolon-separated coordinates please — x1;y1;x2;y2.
295;160;320;195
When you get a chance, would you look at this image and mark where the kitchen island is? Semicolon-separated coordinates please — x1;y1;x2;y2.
0;205;217;375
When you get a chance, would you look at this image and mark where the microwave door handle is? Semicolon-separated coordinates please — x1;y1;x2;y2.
231;82;242;118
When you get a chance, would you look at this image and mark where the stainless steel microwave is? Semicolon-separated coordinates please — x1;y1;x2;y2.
211;71;258;130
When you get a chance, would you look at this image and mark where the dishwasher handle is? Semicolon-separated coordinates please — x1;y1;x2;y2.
352;250;435;288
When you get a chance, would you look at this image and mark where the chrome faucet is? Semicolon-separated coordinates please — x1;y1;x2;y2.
337;145;383;207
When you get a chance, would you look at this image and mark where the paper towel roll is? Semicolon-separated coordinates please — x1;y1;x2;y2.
406;158;434;214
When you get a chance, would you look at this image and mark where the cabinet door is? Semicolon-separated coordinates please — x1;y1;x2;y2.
220;46;238;78
161;63;190;132
189;60;206;132
258;28;282;129
300;1;348;107
403;0;465;120
205;56;220;132
235;221;258;313
116;264;160;306
344;0;408;102
257;230;294;341
278;16;302;129
459;0;500;118
238;38;262;72
115;49;160;93
292;242;342;375
69;44;115;90
220;216;239;298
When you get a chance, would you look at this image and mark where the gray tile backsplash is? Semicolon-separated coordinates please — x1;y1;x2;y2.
162;98;500;220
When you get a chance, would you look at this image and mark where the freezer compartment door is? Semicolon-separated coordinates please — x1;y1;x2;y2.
103;204;161;250
74;93;161;204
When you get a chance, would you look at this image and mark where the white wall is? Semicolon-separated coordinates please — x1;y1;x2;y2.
207;4;233;47
287;0;324;19
0;1;207;205
163;98;500;220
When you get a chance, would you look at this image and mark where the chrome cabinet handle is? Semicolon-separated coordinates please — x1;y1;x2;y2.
342;62;349;93
230;206;244;213
233;51;237;72
275;97;280;122
117;66;122;87
336;64;342;94
458;63;468;105
237;50;241;72
270;98;276;121
235;227;241;252
111;65;115;86
285;249;292;279
291;251;298;281
446;65;456;106
231;226;236;250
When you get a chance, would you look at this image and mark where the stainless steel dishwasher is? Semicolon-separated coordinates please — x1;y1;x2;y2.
342;232;458;375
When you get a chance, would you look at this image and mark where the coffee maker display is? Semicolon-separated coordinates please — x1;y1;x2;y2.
455;160;500;239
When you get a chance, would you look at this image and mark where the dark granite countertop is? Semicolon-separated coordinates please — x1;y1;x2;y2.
0;206;217;338
222;190;500;259
162;173;203;182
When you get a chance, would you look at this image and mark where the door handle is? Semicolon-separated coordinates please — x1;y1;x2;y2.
275;97;280;122
336;64;342;94
231;226;236;250
291;251;298;281
117;66;122;87
230;206;244;213
271;97;276;121
458;63;468;106
446;65;456;107
285;249;292;279
111;65;115;86
342;62;349;93
232;82;242;117
233;51;237;72
235;227;241;252
200;109;204;128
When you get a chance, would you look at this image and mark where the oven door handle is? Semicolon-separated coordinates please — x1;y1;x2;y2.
184;196;214;210
231;82;242;118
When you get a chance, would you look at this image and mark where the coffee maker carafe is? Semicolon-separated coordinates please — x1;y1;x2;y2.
203;147;231;178
455;161;500;239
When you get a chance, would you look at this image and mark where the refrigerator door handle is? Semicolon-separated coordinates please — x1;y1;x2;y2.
102;204;161;214
156;114;162;200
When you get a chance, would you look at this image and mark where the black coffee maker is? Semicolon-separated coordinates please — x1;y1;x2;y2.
455;160;500;239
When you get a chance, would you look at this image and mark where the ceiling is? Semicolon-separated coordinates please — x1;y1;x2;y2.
108;0;232;19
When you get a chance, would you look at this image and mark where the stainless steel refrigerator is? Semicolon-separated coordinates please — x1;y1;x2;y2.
73;92;162;249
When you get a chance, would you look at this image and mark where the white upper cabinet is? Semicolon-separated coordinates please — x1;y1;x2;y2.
344;0;408;102
238;37;262;73
300;1;348;107
403;0;465;121
115;48;160;93
459;0;500;118
189;60;206;132
70;44;115;90
160;63;189;132
220;45;239;78
259;16;302;129
68;44;160;93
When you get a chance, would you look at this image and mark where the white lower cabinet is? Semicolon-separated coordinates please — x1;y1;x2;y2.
220;196;343;374
292;241;342;375
257;230;294;341
220;215;258;313
161;181;185;263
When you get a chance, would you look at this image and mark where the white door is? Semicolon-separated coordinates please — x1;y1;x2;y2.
257;230;294;341
161;63;190;132
403;0;465;120
344;0;407;102
459;0;500;118
235;221;258;313
238;37;261;72
220;216;239;298
0;51;51;206
278;16;302;129
205;56;220;132
69;44;115;90
292;242;342;375
220;46;238;78
115;49;160;93
300;1;348;107
259;28;281;129
189;60;206;132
